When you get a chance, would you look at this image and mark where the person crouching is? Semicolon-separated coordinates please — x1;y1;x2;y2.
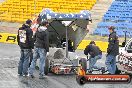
84;41;102;73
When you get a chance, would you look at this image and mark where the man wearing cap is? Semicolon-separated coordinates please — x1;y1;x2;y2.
17;19;34;76
22;19;34;67
106;26;119;74
29;21;49;79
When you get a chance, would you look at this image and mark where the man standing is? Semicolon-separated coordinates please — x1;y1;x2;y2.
106;26;119;74
29;21;49;79
17;19;34;76
84;41;102;73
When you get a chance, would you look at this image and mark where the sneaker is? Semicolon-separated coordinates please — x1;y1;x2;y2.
18;74;23;76
108;73;111;75
23;74;28;77
29;75;35;78
39;75;45;79
35;66;39;70
88;71;92;74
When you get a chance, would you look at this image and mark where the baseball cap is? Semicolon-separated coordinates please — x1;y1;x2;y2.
90;41;95;45
108;26;115;30
26;19;32;24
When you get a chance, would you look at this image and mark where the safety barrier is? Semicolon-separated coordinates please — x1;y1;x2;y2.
77;40;108;52
0;33;108;52
0;33;17;44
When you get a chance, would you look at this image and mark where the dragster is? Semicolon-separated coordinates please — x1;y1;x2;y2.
32;8;92;75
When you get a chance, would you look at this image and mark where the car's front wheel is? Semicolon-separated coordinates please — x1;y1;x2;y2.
115;65;121;74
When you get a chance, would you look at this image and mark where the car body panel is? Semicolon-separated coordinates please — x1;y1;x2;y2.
117;39;132;74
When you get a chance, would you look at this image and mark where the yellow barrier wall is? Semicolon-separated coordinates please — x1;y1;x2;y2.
0;33;17;44
0;33;108;52
77;40;108;52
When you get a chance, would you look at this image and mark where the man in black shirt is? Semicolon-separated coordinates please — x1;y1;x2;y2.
106;26;119;74
84;41;102;73
17;19;34;76
29;21;49;79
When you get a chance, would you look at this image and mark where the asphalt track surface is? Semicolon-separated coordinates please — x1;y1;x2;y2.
0;43;132;88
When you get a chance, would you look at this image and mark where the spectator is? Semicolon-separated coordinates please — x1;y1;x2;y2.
29;21;49;79
106;26;119;74
84;41;102;73
17;19;34;76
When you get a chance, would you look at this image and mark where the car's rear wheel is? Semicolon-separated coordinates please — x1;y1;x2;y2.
44;57;50;75
79;58;87;73
76;76;86;85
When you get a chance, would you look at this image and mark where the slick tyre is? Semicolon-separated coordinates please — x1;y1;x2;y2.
44;57;50;75
76;76;86;85
79;58;87;73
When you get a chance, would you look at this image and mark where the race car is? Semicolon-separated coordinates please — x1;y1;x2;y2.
33;9;92;75
116;38;132;75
